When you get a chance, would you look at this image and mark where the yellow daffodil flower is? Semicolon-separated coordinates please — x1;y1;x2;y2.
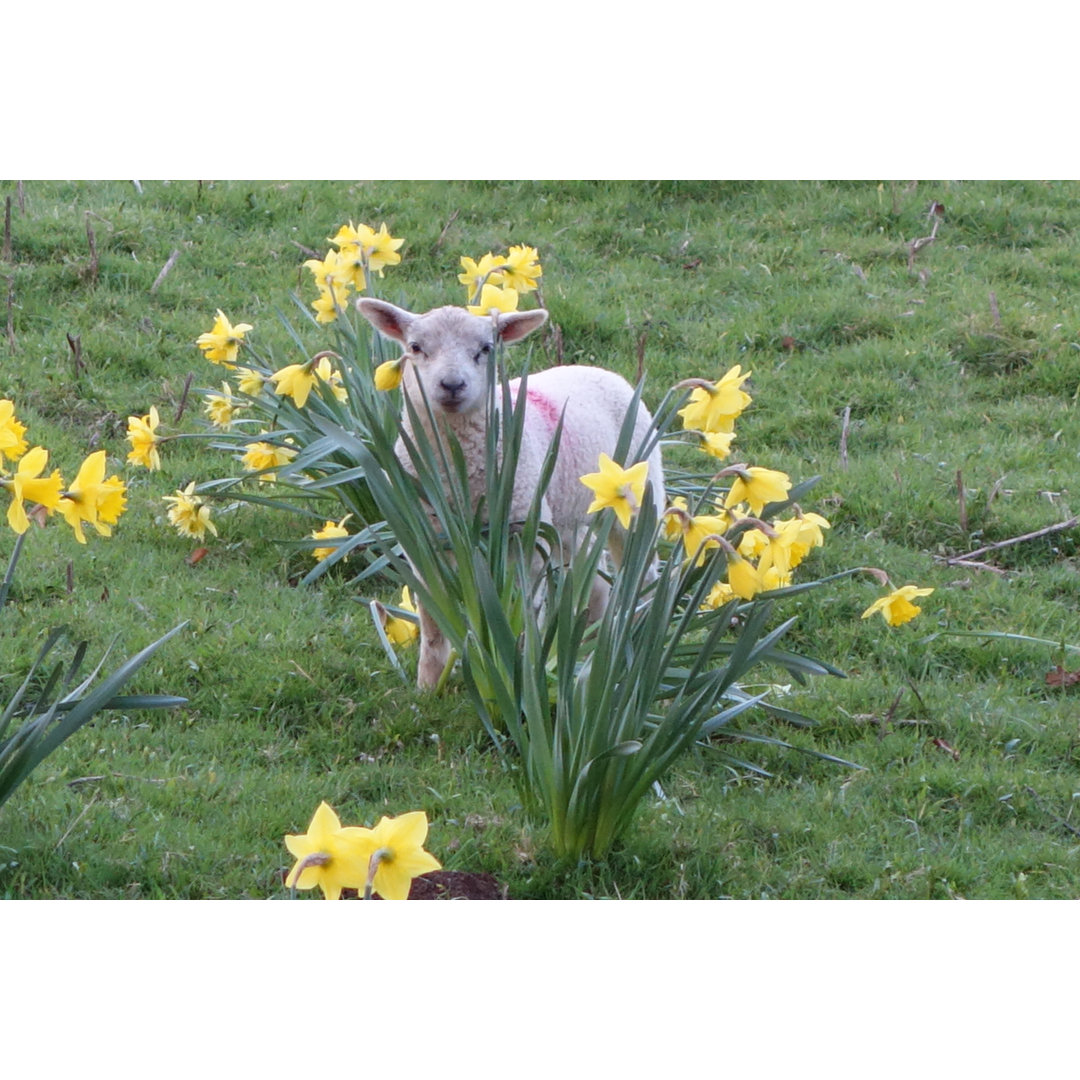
311;282;351;324
500;244;542;294
698;430;736;460
5;446;64;534
126;407;162;471
311;514;352;562
303;248;350;291
163;482;218;541
384;586;419;646
861;585;934;627
580;454;650;529
314;356;348;402
726;552;763;600
723;466;792;516
678;365;753;434
241;439;297;482
235;367;266;396
364;223;405;275
364;810;442;901
269;361;319;409
374;357;405;391
458;253;507;297
0;400;28;463
771;512;830;568
702;580;737;610
196;310;253;368
284;801;373;901
204;383;242;429
57;451;127;544
466;282;519;316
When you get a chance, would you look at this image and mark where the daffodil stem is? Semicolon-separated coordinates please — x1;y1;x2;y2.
287;851;330;899
362;848;391;900
0;529;26;609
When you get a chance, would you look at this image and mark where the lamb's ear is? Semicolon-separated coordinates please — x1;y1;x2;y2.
356;298;415;343
496;308;548;344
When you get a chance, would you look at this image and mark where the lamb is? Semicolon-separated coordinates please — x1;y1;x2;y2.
357;298;666;688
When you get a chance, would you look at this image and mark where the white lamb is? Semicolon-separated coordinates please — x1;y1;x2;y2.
358;298;666;688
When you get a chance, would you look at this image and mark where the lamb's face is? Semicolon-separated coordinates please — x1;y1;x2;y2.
402;307;495;415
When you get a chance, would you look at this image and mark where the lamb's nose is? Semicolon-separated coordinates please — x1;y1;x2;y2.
439;376;466;397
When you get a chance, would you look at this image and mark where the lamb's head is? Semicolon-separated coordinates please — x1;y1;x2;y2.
358;298;548;416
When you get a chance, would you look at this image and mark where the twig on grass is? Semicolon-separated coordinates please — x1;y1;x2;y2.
54;790;101;850
989;290;1002;328
839;405;851;470
1024;786;1080;840
150;248;181;294
940;516;1079;566
956;469;967;533
907;204;943;273
174;372;194;424
66;332;85;378
16;181;25;213
431;208;460;253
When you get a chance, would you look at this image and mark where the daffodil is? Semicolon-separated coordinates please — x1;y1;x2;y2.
723;466;791;516
500;244;542;293
196;310;253;368
126;407;162;471
303;248;350;291
235;367;266;396
311;282;351;324
241;439;297;482
364;810;442;901
374;357;405;391
458;253;507;297
697;430;736;460
204;383;242;429
702;580;737;610
0;400;28;463
314;356;348;402
384;586;419;646
4;446;64;534
466;282;519;316
861;585;934;627
771;512;830;568
726;552;763;600
57;451;127;544
678;365;753;434
284;802;373;901
163;482;218;541
269;361;319;409
311;515;352;562
580;454;650;529
364;223;404;275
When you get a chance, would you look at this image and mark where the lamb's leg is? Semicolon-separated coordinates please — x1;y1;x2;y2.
417;600;451;689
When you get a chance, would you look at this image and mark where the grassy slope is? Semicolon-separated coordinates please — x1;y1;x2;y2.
2;179;1079;899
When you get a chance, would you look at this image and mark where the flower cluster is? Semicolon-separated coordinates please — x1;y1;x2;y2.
1;400;127;544
284;802;440;900
304;222;404;324
578;364;931;624
459;244;542;316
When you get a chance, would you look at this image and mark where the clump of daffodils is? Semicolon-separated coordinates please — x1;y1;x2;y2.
304;222;404;324
0;399;128;545
460;244;542;316
284;802;440;900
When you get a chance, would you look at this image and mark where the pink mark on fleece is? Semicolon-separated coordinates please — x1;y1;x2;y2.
508;379;562;433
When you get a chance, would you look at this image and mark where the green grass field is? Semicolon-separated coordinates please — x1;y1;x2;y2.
3;179;1079;899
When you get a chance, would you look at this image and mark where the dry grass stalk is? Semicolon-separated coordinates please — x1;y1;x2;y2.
839;404;852;469
2;196;11;261
956;469;968;533
432;209;460;253
66;332;86;377
150;249;181;294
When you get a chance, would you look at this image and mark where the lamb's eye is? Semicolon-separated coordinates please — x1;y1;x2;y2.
475;342;493;362
409;342;424;356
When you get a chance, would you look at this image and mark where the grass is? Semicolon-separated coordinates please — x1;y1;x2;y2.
3;179;1080;899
